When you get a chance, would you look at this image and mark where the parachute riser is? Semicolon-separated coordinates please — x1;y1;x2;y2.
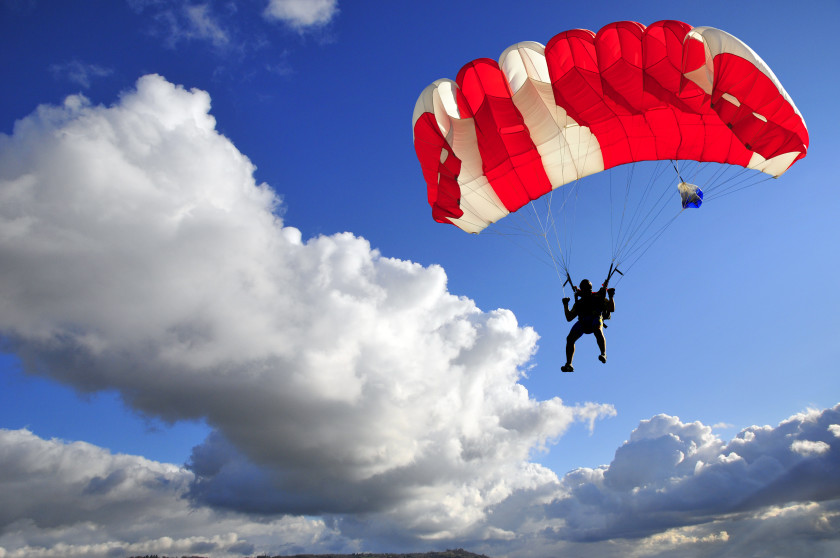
603;263;623;289
671;160;685;184
564;265;622;303
563;271;580;300
599;264;622;328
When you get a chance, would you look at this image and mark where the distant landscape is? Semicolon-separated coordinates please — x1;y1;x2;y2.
128;549;491;558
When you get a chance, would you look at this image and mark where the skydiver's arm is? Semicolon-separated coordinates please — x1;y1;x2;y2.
562;298;577;322
607;288;615;312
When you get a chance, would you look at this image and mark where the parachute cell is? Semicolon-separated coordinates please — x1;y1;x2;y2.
412;20;808;234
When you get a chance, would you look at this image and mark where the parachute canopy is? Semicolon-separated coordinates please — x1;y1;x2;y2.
412;20;809;234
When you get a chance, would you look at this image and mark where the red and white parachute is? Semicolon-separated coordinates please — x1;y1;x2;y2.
412;20;808;239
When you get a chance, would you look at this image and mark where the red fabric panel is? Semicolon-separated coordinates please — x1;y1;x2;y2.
643;20;707;114
546;29;636;168
544;20;776;170
595;21;648;114
698;114;752;165
546;29;608;125
711;54;808;161
412;112;463;223
454;59;552;212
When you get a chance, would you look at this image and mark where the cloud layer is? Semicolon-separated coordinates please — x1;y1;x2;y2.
0;428;343;558
549;405;840;542
1;405;838;557
468;405;840;558
0;74;612;545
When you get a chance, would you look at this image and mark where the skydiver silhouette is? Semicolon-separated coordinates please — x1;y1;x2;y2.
560;279;615;373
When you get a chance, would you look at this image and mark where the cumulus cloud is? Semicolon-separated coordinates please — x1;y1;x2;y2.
0;74;613;545
0;429;348;558
264;0;338;29
3;406;839;557
792;439;831;456
438;406;840;557
535;404;840;545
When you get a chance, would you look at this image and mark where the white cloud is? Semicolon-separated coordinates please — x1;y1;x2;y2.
129;1;233;50
0;428;188;531
0;429;348;558
125;2;331;79
630;527;730;557
184;4;230;47
264;0;338;29
792;439;831;456
49;60;113;88
0;74;613;545
2;404;840;557
535;404;840;545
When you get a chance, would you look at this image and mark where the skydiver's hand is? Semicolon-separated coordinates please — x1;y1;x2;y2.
562;297;570;305
608;288;615;298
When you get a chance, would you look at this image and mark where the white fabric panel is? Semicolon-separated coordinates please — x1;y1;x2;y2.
747;151;800;177
447;118;509;232
500;41;551;93
446;175;507;233
412;82;439;137
500;42;605;191
426;79;509;232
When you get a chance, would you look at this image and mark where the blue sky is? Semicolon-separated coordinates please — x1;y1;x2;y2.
1;1;838;557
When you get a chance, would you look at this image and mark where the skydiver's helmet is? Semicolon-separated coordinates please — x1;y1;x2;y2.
579;279;593;293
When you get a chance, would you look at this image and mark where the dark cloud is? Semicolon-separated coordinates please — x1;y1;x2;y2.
0;429;346;557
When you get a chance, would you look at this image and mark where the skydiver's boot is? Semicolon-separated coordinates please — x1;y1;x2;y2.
593;330;607;364
563;340;575;373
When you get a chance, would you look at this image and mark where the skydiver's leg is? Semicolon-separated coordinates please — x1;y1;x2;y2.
594;327;606;363
565;323;584;366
